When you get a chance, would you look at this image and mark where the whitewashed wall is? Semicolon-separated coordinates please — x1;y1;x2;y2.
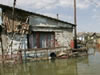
55;30;73;49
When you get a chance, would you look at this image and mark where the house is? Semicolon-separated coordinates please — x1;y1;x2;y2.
0;4;75;56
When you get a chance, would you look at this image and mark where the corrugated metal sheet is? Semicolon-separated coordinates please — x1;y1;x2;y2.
29;16;73;28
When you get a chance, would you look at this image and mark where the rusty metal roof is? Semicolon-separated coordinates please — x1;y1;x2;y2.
0;4;76;26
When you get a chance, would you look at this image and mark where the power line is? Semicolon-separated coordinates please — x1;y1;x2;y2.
34;2;57;12
88;0;100;6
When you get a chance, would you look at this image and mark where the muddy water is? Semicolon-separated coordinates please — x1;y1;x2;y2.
0;48;100;75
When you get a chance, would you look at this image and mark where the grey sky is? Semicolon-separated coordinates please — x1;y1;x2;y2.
0;0;100;32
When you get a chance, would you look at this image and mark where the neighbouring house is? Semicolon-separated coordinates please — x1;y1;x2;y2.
77;32;100;45
0;4;75;56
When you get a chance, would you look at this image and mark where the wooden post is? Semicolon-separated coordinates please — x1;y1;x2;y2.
18;50;22;64
11;0;17;59
0;26;4;63
12;0;16;32
1;35;4;64
36;32;40;48
47;48;49;60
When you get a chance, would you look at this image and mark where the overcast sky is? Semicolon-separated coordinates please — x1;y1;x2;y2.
0;0;100;32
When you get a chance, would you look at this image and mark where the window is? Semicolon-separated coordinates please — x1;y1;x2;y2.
28;32;55;49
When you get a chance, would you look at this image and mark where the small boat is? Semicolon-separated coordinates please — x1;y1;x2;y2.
57;55;68;59
57;51;68;59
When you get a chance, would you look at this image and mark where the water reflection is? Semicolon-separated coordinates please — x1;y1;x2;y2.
0;48;100;75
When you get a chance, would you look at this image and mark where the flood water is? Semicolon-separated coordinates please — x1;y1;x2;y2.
0;48;100;75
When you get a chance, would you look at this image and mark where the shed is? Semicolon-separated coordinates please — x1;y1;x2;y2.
0;4;75;52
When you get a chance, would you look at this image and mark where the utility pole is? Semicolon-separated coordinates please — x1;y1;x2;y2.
12;0;16;32
74;0;77;48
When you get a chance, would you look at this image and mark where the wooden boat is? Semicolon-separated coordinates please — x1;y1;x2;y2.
57;55;68;59
57;51;68;59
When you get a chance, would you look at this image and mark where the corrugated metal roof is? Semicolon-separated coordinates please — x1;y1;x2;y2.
0;4;76;26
